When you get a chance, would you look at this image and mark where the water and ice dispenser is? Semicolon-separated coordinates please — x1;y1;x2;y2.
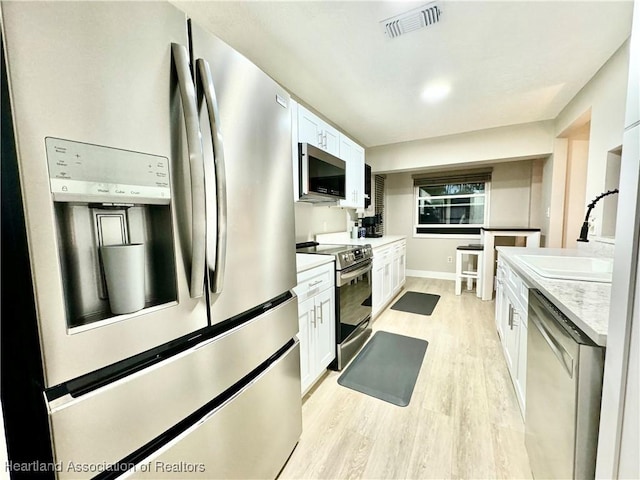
46;137;177;330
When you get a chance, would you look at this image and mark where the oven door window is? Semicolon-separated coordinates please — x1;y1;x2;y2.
337;262;372;341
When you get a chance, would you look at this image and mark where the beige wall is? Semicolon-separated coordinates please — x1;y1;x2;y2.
367;121;554;173
385;160;540;276
562;138;590;248
553;41;630;238
294;203;353;243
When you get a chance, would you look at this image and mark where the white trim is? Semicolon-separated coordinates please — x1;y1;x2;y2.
413;233;482;240
406;269;456;280
414;180;491;231
417;192;487;201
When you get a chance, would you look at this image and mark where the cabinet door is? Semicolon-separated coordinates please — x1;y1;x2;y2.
372;259;385;316
495;281;505;340
503;302;519;375
382;256;392;303
298;105;322;148
516;322;528;412
315;288;336;370
338;136;356;208
323;126;340;157
297;297;315;394
338;135;364;208
392;252;400;293
339;135;352;161
399;244;406;286
352;144;365;208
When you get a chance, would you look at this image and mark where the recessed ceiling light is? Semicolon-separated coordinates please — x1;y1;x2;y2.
421;83;451;103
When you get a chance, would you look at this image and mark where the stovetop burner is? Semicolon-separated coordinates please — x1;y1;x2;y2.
296;241;373;270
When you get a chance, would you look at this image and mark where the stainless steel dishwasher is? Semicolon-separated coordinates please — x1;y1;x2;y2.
525;289;605;480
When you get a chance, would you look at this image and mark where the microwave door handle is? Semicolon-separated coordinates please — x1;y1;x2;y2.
197;58;227;294
300;143;309;196
172;43;206;299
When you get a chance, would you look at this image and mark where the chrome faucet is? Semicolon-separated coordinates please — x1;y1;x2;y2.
577;189;619;242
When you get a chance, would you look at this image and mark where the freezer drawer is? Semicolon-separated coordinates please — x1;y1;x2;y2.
127;341;302;479
47;296;298;478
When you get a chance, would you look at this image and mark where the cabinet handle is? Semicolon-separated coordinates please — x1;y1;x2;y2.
316;304;322;324
508;304;513;329
308;279;322;288
310;306;317;327
323;132;327;149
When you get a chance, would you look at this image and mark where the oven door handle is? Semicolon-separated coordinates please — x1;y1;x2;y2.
342;317;371;344
338;261;372;286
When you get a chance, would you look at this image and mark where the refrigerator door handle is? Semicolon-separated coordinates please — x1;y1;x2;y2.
197;58;227;294
172;43;206;298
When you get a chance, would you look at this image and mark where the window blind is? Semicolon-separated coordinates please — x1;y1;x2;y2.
412;168;492;187
374;175;385;235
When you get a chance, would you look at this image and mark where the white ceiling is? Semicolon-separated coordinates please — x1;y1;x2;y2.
174;1;633;148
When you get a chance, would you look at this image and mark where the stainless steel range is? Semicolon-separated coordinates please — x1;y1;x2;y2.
296;242;373;370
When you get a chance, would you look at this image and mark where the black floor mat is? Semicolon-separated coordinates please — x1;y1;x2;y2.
390;291;440;316
337;330;428;406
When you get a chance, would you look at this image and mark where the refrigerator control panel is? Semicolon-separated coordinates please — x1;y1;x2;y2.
45;137;171;204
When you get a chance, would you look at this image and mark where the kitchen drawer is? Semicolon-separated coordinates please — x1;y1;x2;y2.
506;262;522;296
392;240;406;251
128;341;302;479
294;262;334;302
46;297;298;477
519;280;529;318
501;256;530;322
373;245;392;260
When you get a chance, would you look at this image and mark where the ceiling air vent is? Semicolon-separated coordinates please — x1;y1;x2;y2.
380;2;442;39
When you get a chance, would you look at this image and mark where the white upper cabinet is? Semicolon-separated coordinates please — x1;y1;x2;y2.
292;100;366;208
297;104;340;157
338;133;365;209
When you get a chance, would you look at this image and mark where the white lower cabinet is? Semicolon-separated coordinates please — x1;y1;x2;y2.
495;254;529;417
372;240;406;318
294;262;336;396
392;241;406;291
495;261;507;341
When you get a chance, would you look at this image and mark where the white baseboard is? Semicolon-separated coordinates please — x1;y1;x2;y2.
406;269;456;281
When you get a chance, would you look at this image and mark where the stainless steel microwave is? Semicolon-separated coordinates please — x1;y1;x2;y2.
298;142;346;203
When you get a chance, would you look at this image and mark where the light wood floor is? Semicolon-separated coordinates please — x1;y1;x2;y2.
279;277;533;480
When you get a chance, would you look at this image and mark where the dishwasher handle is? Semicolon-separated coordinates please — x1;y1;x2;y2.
530;307;575;378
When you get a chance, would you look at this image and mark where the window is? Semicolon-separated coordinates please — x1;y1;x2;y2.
413;170;491;236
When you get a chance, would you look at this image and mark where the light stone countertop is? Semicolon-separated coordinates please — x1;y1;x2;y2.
295;253;334;274
315;231;406;249
496;247;611;346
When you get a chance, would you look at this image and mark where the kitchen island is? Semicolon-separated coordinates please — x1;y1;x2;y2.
496;247;611;346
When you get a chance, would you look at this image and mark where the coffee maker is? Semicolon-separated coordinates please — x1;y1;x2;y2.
362;215;382;238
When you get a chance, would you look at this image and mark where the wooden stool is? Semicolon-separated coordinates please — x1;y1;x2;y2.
455;245;483;297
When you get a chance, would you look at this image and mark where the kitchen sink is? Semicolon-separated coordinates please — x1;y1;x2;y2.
516;255;613;283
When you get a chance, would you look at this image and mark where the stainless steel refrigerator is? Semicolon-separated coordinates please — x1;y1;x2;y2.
1;2;301;478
